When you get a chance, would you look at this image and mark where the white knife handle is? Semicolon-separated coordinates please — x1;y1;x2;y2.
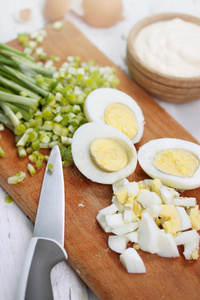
16;237;68;300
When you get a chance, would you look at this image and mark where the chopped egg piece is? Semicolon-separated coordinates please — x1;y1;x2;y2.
174;229;198;246
111;222;139;236
187;206;200;230
105;213;124;228
138;212;160;254
172;196;196;207
126;231;139;243
108;235;128;253
123;209;137;222
183;230;199;260
114;188;128;204
176;206;191;231
123;181;140;195
142;205;161;218
132;200;143;217
158;205;181;235
98;203;118;215
120;248;146;273
124;194;134;209
137;189;162;208
157;230;180;258
112;178;129;192
96;213;111;233
90;138;128;172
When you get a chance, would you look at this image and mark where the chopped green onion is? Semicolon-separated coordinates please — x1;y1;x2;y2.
53;21;64;30
8;171;26;184
0;123;4;131
5;195;13;203
0;146;5;157
48;163;54;173
18;146;27;158
27;163;36;176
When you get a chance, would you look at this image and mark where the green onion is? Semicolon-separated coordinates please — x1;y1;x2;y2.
5;195;13;203
0;123;4;131
53;21;64;30
7;171;26;184
0;146;5;157
48;163;54;173
18;146;27;158
27;163;36;176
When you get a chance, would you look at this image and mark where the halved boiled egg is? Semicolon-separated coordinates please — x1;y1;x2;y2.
71;122;137;184
138;138;200;190
84;88;145;144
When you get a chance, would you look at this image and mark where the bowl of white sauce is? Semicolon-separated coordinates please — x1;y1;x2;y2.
127;13;200;103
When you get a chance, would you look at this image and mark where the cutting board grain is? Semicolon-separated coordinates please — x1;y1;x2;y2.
0;20;200;300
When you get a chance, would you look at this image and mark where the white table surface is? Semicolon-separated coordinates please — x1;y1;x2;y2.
0;1;200;299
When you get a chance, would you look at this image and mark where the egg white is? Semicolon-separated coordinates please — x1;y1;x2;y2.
138;138;200;190
71;122;137;184
84;88;145;143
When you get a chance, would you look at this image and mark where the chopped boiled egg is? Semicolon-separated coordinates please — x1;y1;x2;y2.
97;177;200;273
138;138;200;190
111;221;139;235
120;248;146;273
108;235;128;253
137;189;162;208
187;205;200;230
138;212;160;254
105;213;124;228
114;188;128;205
183;231;199;260
84;88;145;143
176;206;191;231
157;205;181;236
126;231;139;243
71;122;137;184
157;230;179;258
112;221;137;235
172;196;196;207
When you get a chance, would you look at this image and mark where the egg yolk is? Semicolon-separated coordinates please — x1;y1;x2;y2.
90;138;128;172
104;103;138;140
153;149;199;177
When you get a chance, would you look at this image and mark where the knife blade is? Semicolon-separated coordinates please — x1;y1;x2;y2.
17;145;67;300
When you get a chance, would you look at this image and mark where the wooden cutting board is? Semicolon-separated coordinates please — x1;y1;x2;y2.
0;20;200;300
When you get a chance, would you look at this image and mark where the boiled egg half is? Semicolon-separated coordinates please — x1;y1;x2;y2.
84;88;145;144
138;138;200;190
71;122;137;184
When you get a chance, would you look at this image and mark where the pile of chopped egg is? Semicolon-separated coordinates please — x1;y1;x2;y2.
97;178;200;273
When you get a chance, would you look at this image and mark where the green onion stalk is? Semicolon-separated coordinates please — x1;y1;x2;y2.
0;40;119;171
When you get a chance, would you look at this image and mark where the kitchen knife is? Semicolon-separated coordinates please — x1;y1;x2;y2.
16;145;67;300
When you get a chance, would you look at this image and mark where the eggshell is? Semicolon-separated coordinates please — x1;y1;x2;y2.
82;0;123;28
44;0;71;22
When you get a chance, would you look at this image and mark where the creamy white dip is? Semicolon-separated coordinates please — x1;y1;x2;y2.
134;18;200;78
